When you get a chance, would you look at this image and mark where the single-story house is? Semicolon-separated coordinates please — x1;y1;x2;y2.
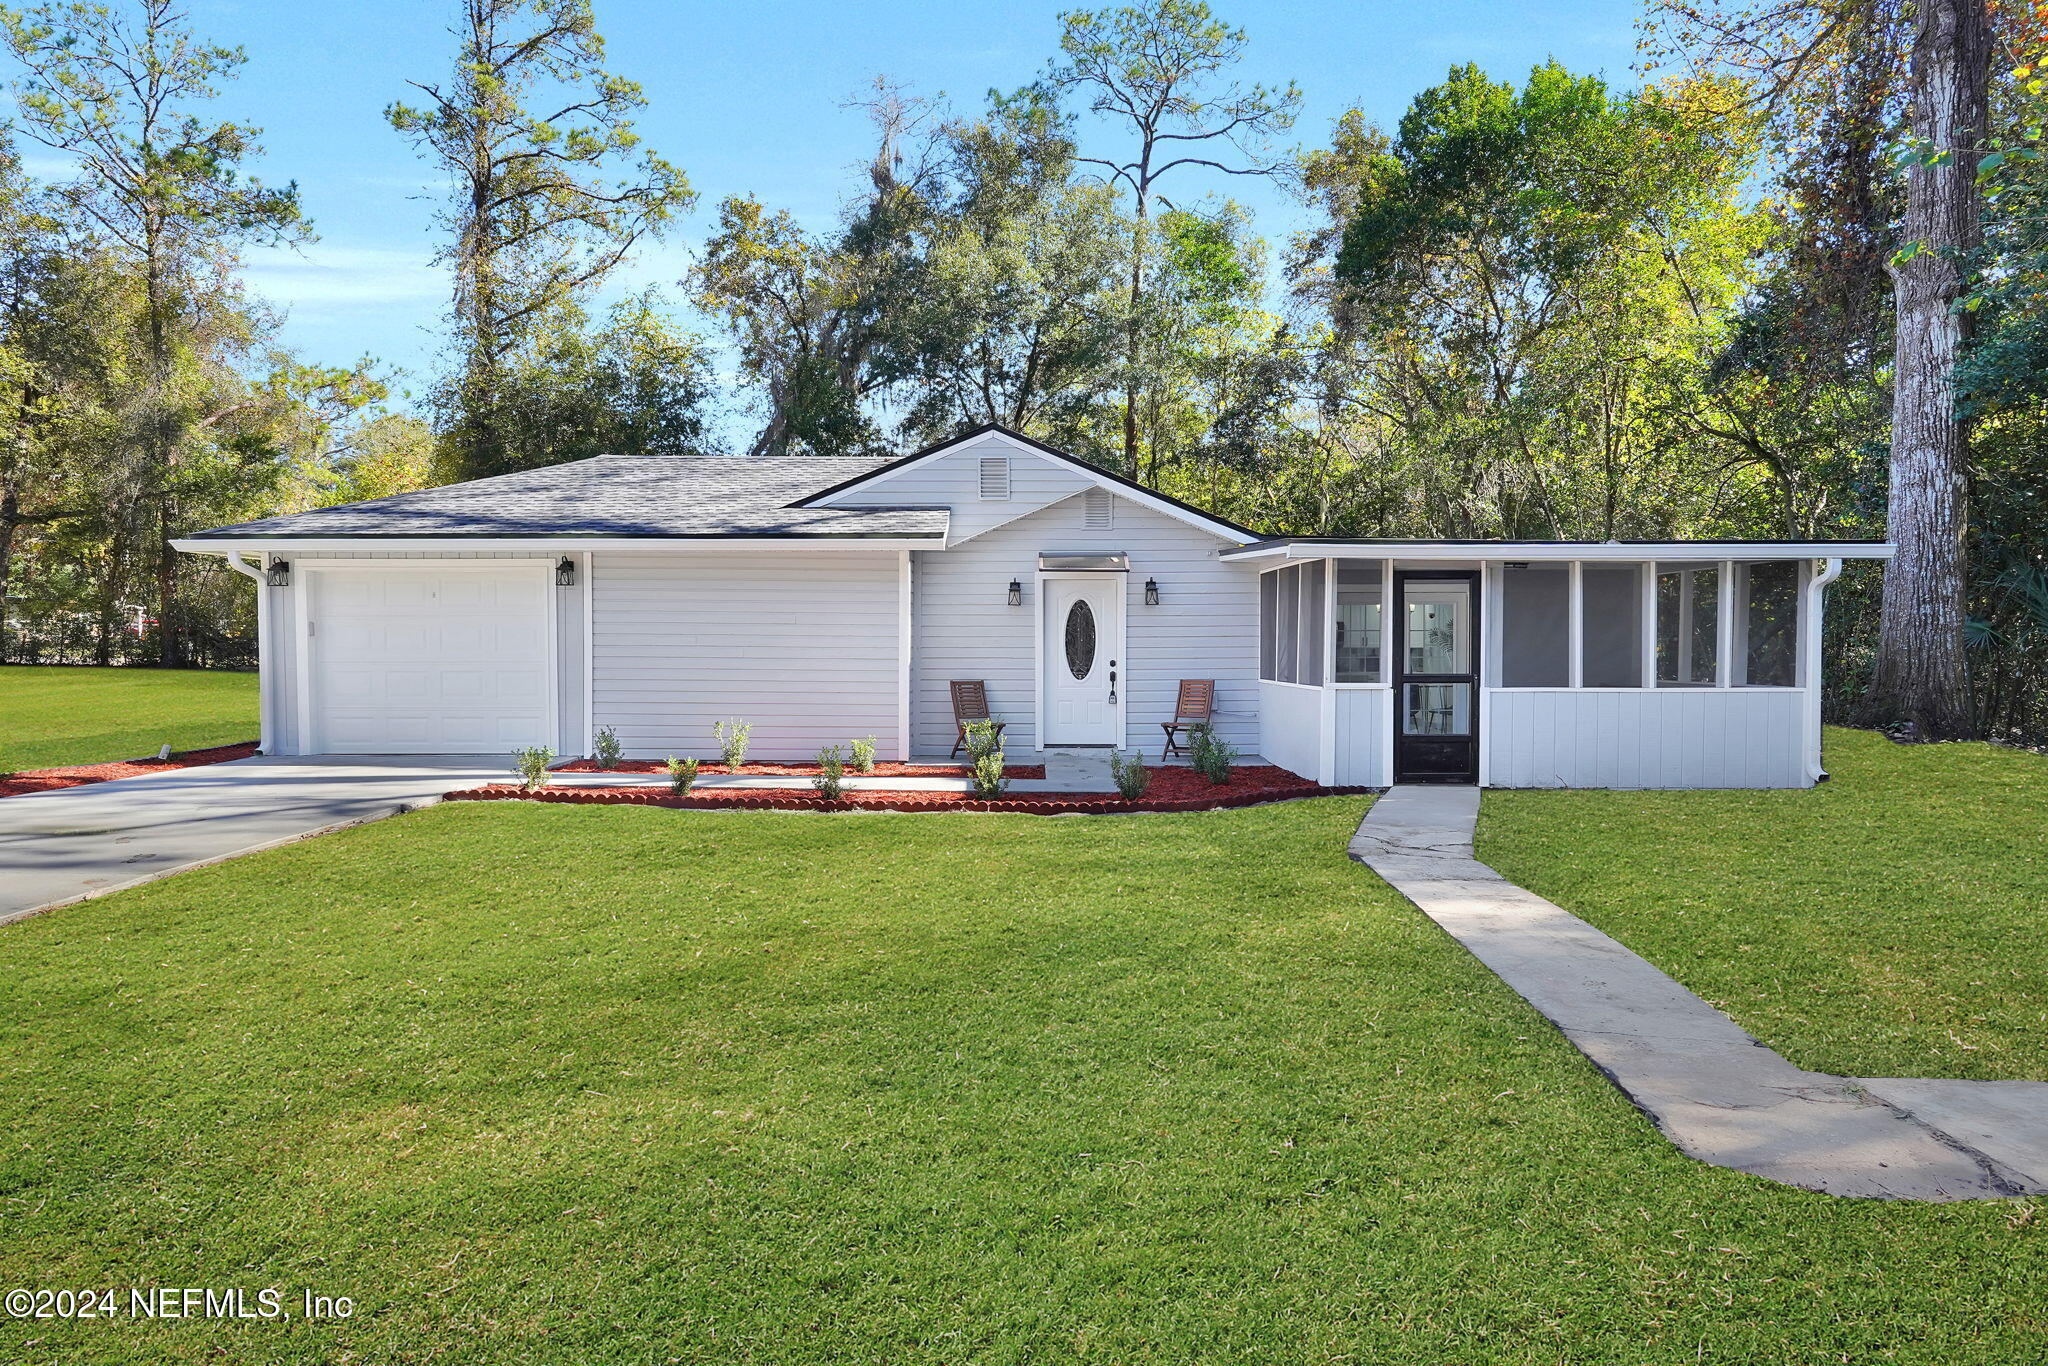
175;424;1892;788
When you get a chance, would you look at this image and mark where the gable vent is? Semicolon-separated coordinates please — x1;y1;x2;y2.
978;455;1010;501
1083;488;1114;530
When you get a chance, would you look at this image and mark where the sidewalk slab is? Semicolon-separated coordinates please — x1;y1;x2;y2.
1349;784;2044;1201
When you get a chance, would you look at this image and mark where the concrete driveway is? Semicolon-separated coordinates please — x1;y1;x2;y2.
0;755;513;925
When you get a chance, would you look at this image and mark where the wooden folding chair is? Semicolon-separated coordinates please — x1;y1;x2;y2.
1160;679;1216;760
949;680;1007;759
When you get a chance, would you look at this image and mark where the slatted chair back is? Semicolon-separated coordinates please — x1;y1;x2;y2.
950;679;993;726
1173;678;1216;724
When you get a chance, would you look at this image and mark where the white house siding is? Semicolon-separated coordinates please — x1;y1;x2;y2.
260;551;581;757
1486;689;1808;788
590;550;902;761
820;429;1095;545
911;493;1258;756
1332;689;1388;787
1256;682;1322;780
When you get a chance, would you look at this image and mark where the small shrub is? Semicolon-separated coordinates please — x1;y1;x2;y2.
665;755;699;794
1187;722;1239;786
813;744;848;800
592;725;623;770
713;718;752;770
1109;749;1152;800
962;718;1008;798
849;735;878;774
512;745;556;792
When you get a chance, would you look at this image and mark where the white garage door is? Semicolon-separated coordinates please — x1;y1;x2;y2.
307;565;555;753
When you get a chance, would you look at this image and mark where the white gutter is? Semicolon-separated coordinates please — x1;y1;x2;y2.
171;535;945;556
1220;541;1896;563
215;551;271;755
1803;556;1845;784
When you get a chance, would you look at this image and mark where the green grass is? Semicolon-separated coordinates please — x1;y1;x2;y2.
1480;726;2048;1082
3;797;2043;1364
0;664;259;773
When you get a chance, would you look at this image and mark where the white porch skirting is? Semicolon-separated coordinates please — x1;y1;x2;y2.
1485;688;1808;789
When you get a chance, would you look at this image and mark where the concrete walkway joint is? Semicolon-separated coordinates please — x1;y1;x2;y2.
1350;784;2048;1201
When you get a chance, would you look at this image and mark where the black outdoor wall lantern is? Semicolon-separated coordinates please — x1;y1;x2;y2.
1007;578;1023;607
556;557;577;587
1144;576;1160;606
265;558;291;588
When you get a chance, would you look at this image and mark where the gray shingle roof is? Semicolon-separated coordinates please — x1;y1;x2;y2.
186;455;949;540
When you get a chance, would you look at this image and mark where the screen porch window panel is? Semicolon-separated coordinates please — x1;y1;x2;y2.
1580;564;1644;687
1298;561;1327;685
1275;565;1299;684
1501;565;1570;687
1259;571;1279;680
1655;566;1720;686
1334;560;1383;683
1688;568;1719;684
1744;561;1799;686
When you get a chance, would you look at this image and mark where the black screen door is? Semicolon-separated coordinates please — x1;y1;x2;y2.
1394;571;1480;783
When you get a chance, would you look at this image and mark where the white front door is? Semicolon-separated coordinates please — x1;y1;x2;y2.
306;564;554;754
1042;575;1122;746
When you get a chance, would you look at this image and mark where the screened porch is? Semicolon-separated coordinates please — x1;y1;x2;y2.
1222;541;1891;790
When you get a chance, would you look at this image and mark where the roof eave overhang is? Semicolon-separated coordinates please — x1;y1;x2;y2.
1217;540;1897;563
174;533;947;555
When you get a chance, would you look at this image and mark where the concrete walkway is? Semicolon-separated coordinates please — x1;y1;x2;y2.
1349;785;2048;1201
0;755;511;926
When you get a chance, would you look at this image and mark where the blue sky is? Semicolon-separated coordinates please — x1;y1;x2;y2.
156;0;1645;421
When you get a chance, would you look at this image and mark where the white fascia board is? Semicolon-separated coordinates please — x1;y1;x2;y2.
1220;541;1895;563
172;535;945;555
806;428;1256;547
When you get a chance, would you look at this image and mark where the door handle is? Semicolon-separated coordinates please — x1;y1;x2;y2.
1108;660;1117;705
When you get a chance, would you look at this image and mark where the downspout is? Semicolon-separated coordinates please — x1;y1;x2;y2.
1803;556;1843;785
220;551;271;755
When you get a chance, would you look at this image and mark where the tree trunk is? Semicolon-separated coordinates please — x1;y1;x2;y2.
1124;197;1146;480
1869;0;1988;738
0;477;18;661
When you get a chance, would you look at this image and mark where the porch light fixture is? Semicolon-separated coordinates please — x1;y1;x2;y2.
1144;576;1160;606
264;558;290;588
556;556;577;587
1007;578;1023;607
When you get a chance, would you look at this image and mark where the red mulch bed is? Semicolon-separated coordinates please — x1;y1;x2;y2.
0;742;261;798
446;764;1371;816
557;758;1046;779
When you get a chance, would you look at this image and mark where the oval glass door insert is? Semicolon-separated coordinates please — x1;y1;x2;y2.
1064;600;1096;679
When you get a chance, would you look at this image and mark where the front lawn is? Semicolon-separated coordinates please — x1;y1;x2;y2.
2;797;2041;1363
0;664;258;773
1480;726;2048;1082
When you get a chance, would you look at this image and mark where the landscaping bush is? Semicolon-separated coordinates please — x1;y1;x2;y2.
592;725;623;770
713;718;751;770
1109;749;1152;800
665;755;699;794
850;735;878;774
1187;722;1238;785
962;717;1008;798
512;745;556;792
813;744;849;800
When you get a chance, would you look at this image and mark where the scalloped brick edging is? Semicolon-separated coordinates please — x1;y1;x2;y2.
441;781;1375;816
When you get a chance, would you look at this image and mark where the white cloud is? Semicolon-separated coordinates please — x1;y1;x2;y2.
242;243;445;311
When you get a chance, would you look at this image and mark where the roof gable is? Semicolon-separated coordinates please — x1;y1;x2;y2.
793;424;1258;545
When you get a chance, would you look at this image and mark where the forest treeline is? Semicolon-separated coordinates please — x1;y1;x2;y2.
0;0;2042;741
